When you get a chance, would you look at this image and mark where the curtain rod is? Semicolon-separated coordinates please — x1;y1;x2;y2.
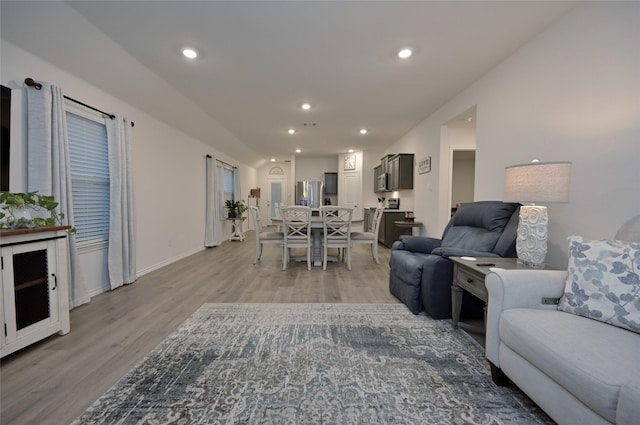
24;78;135;127
206;154;235;169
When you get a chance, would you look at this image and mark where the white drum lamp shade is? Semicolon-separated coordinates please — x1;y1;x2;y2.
504;161;572;267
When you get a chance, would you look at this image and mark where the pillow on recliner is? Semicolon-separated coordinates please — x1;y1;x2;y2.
558;236;640;334
440;227;502;253
449;201;519;231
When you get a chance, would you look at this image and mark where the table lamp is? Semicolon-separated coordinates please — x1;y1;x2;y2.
503;160;572;267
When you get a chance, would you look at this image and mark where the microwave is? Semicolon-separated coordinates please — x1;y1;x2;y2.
377;173;388;191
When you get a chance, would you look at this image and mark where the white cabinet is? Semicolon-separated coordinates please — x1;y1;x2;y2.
1;226;71;357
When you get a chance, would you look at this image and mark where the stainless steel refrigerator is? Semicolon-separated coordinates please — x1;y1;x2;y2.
296;181;324;208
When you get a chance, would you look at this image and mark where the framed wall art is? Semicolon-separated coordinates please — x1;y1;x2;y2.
418;156;431;174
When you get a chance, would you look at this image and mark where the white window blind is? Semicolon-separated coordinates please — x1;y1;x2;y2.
217;163;235;217
224;166;235;201
67;112;110;245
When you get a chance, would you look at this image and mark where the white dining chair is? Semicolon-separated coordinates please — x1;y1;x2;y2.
350;205;383;264
320;206;353;270
273;202;283;232
249;206;284;265
281;206;312;270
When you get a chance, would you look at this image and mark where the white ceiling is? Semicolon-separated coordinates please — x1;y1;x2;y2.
1;1;575;167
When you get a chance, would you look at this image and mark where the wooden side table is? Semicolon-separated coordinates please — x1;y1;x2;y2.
393;220;422;236
450;256;555;333
227;217;246;241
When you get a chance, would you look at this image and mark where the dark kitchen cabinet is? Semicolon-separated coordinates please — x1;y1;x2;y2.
378;211;411;248
388;154;414;190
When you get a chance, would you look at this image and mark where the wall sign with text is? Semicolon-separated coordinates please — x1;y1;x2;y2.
418;156;431;174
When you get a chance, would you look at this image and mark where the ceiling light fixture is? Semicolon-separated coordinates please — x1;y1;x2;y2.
182;48;198;59
348;149;354;153
288;129;296;134
270;158;276;162
295;149;301;153
301;103;311;110
398;48;413;59
359;129;368;135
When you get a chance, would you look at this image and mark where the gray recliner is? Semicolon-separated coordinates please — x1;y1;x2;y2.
389;201;520;318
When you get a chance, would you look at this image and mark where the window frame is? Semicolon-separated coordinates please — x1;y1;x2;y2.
65;103;110;250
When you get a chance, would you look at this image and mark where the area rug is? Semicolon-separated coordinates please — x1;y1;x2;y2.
72;303;552;425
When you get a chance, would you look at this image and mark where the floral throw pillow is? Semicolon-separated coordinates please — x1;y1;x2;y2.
558;236;640;334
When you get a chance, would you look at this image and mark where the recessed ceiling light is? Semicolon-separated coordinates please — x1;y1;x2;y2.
288;129;296;134
398;48;413;59
295;149;301;153
182;48;198;59
348;149;354;153
301;103;311;110
271;158;276;162
359;129;368;135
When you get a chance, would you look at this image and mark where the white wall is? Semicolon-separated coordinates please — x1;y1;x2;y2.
1;40;257;299
386;2;640;267
295;157;337;182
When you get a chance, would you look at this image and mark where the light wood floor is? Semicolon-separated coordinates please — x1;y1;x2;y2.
1;233;399;425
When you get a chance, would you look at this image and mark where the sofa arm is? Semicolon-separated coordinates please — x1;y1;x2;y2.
392;235;441;254
617;383;640;425
485;269;567;367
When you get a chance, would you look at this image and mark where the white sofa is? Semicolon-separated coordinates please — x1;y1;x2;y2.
485;216;640;425
486;269;640;425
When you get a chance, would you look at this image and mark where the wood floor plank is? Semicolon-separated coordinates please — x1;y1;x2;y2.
1;233;399;425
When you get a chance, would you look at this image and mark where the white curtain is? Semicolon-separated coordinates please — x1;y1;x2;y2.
234;166;242;204
106;115;136;289
26;82;90;308
205;155;222;247
234;167;244;233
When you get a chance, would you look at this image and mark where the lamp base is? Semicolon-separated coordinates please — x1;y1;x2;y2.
516;205;548;268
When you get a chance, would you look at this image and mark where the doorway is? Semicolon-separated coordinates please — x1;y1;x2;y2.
441;105;476;231
267;178;287;226
451;150;476;216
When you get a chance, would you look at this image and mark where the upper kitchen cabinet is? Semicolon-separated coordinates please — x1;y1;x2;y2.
387;154;414;190
374;165;382;193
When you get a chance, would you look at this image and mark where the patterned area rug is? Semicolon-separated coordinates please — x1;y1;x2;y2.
73;304;552;425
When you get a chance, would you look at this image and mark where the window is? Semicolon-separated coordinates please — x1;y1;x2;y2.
217;162;235;217
67;111;110;246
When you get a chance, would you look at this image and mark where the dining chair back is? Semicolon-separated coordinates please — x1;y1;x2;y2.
281;206;312;270
350;205;383;264
273;202;283;231
320;206;353;270
249;206;284;265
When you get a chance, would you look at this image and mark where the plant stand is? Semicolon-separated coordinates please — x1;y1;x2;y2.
227;217;246;242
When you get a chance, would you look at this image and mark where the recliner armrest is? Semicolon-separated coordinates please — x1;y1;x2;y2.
485;269;567;366
391;235;442;254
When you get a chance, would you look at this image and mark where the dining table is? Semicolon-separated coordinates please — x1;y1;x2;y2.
271;215;363;267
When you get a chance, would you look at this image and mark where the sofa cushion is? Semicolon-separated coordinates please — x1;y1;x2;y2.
558;236;640;334
499;309;640;423
448;201;518;231
441;226;501;253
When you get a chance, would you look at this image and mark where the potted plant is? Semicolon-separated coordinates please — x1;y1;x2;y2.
224;200;247;218
236;200;247;217
0;191;75;232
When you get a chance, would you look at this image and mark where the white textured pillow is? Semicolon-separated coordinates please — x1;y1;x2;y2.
558;236;640;334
